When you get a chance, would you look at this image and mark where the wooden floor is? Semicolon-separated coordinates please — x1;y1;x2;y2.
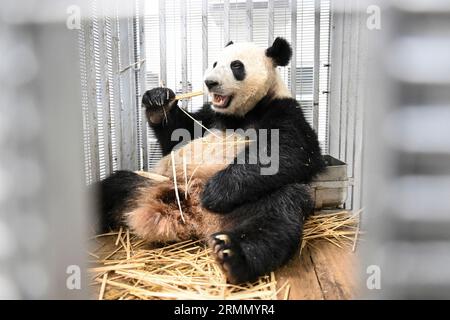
275;240;359;300
92;238;359;300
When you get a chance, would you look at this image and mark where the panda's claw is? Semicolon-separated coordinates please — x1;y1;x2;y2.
221;249;233;258
209;232;251;284
214;234;230;244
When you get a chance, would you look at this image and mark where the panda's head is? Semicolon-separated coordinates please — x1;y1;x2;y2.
203;37;292;117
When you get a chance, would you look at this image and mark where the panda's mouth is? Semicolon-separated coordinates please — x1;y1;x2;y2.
212;94;233;108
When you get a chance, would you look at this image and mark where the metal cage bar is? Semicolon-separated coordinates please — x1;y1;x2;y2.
202;0;209;103
246;0;253;42
224;0;230;44
312;0;321;132
268;0;275;45
290;0;297;97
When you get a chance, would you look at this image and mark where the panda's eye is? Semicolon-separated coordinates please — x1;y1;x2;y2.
230;60;244;69
213;62;217;68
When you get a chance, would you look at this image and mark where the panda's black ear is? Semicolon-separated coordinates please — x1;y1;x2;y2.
225;40;234;47
266;37;292;67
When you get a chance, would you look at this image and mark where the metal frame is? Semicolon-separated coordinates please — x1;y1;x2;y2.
268;0;275;45
202;0;209;102
312;0;321;132
181;0;189;108
82;18;101;182
159;0;167;86
328;0;365;210
246;0;253;41
224;0;230;44
118;3;139;171
290;0;297;97
135;0;149;170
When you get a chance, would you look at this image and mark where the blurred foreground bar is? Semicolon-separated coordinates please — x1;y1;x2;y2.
363;0;450;298
0;1;90;299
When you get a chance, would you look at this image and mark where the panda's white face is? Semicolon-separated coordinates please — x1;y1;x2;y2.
203;42;291;117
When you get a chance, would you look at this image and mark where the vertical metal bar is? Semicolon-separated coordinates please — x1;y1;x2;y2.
268;0;275;45
93;0;112;179
224;0;230;43
352;6;366;211
105;15;119;173
346;2;363;210
110;1;123;170
312;0;321;132
159;0;167;86
180;0;188;108
135;0;148;170
246;0;253;42
83;18;101;182
339;0;352;163
290;0;297;97
202;0;209;103
119;14;138;171
322;0;332;155
328;1;343;159
97;5;113;177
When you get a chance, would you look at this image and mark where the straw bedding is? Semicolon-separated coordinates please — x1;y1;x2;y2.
90;210;361;300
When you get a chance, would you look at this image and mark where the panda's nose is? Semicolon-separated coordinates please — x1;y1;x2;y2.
204;80;219;90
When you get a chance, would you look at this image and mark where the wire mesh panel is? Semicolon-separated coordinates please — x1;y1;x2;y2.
79;0;147;179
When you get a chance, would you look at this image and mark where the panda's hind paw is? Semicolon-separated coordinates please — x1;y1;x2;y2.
209;233;253;284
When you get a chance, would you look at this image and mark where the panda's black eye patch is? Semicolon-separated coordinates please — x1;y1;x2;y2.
213;61;217;68
230;60;246;81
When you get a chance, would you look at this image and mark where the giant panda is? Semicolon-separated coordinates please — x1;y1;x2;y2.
99;37;325;284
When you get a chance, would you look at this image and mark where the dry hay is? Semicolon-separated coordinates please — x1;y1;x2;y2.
90;210;362;300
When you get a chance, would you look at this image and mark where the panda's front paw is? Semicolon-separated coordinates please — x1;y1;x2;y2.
201;174;239;214
142;87;176;124
209;233;252;284
142;87;175;108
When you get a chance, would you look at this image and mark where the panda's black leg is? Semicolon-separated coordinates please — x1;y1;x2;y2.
208;183;313;284
95;170;152;232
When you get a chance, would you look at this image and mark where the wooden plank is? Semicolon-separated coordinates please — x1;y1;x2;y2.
308;241;359;300
276;247;325;300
